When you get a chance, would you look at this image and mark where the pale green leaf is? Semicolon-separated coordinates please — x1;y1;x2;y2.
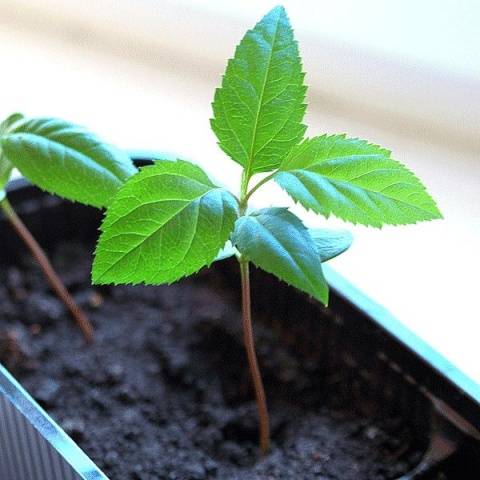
93;160;239;285
0;159;12;190
0;113;24;136
0;113;25;189
310;228;353;262
274;135;442;227
213;229;352;264
214;240;238;263
232;208;328;304
211;6;306;175
1;117;136;208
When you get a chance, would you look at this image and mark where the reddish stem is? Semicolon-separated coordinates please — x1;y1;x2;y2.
239;259;270;455
1;197;93;343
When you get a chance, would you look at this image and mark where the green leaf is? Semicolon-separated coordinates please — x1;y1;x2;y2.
274;135;442;227
0;113;25;136
1;117;136;208
211;6;306;175
310;228;353;262
213;229;352;264
0;158;12;190
0;113;25;189
232;208;328;304
93;160;239;285
214;240;238;263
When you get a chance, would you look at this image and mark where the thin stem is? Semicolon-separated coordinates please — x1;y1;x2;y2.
244;171;277;204
0;197;93;343
239;170;250;209
239;258;270;455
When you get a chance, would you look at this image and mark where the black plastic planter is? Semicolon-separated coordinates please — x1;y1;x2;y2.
1;165;479;479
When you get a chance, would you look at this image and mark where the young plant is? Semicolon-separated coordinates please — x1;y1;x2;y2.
92;6;442;454
0;113;136;342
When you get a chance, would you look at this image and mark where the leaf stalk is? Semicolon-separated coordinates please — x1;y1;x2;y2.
244;171;277;204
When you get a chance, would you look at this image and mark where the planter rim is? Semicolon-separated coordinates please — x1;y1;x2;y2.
324;265;480;416
0;364;108;480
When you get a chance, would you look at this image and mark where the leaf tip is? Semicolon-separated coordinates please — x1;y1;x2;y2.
271;5;286;14
319;286;329;307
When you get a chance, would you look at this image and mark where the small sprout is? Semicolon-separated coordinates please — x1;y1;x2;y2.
92;6;441;454
0;114;136;342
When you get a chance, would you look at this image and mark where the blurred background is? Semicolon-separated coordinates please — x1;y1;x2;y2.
0;1;479;384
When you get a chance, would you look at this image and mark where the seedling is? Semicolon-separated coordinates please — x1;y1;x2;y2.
92;7;441;454
0;114;136;341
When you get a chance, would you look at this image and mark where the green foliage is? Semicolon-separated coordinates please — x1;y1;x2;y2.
232;208;328;303
0;113;24;189
274;135;442;227
215;227;352;264
213;241;238;263
93;160;238;285
92;6;441;306
309;228;353;262
211;6;306;175
0;158;12;191
0;117;136;207
0;113;25;135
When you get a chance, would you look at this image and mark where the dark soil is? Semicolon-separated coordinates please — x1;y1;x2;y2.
0;242;439;479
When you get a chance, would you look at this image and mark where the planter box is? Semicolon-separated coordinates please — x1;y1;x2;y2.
1;169;479;479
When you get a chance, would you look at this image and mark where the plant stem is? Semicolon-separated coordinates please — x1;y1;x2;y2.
239;170;250;208
244;171;277;204
239;258;270;455
0;197;94;343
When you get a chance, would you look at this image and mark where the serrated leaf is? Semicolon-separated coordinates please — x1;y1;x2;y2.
93;160;239;285
1;117;136;208
211;6;306;175
213;229;352;264
214;240;238;263
232;208;328;304
0;158;12;190
0;113;24;136
0;113;25;189
274;135;442;227
310;228;353;262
